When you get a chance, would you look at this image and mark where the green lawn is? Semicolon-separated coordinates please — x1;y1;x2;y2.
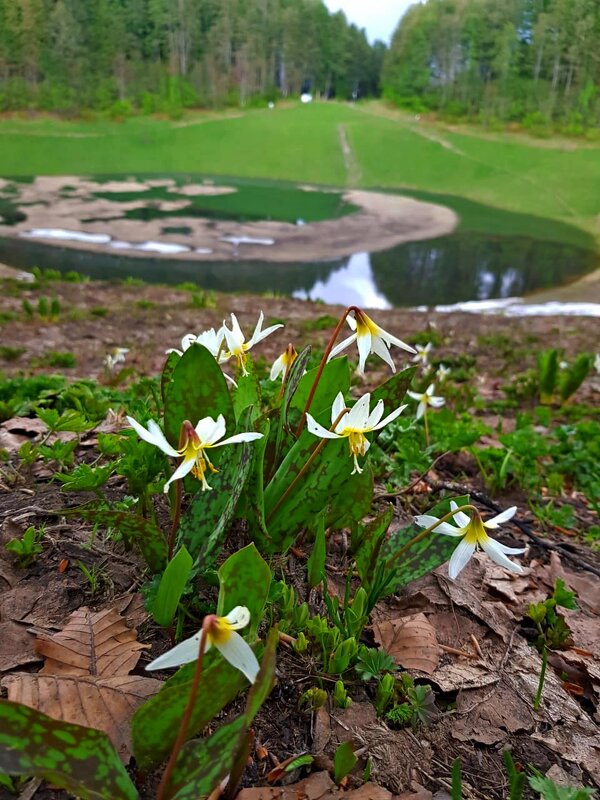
0;102;599;244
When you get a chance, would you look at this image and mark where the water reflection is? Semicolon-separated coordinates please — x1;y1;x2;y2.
0;232;595;308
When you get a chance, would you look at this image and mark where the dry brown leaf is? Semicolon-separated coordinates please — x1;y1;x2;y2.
237;772;395;800
0;621;41;672
0;606;162;761
372;613;440;675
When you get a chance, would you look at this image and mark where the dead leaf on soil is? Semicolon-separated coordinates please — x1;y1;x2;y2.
1;606;162;761
238;771;395;800
0;621;41;672
373;612;440;675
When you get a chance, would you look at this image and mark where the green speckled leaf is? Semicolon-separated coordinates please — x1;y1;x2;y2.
383;496;470;590
161;351;180;404
327;460;373;530
290;356;350;417
233;369;260;422
217;544;272;639
163;343;234;447
0;700;138;800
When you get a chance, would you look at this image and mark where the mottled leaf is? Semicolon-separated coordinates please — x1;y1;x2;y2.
163;343;234;447
290;356;350;417
152;546;193;627
233;369;260;422
327;460;373;531
370;366;416;411
161;351;181;404
0;700;138;800
217;544;272;640
354;505;394;586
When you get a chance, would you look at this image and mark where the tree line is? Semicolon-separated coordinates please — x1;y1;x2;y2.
0;0;384;114
382;0;600;134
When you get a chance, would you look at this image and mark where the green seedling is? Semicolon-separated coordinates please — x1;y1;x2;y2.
5;525;45;567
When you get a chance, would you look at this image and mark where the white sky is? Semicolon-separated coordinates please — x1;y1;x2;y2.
323;0;415;44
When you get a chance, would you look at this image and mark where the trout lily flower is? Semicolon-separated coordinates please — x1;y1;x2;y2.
412;342;432;368
126;415;262;492
104;347;129;372
415;501;526;579
307;391;406;474
327;309;416;375
436;364;450;382
221;312;283;376
407;384;445;419
270;343;298;382
146;606;259;683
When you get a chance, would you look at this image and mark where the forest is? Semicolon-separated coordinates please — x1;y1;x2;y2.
0;0;383;114
382;0;600;133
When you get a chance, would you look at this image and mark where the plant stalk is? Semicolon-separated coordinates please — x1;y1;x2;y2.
157;627;208;800
168;477;182;561
533;644;548;711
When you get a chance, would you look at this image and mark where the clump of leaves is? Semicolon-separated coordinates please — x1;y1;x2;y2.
5;525;45;567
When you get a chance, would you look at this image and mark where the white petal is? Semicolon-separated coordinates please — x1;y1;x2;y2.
346;315;358;331
229;313;246;344
211;432;263;447
480;536;524;574
270;355;285;381
250;323;284;347
331;391;347;424
127;416;179;456
371;403;407;431
163;457;196;492
145;631;208;670
371;336;396;372
146;420;181;457
448;538;476;579
381;329;416;354
195;416;222;443
406;390;422;401
483;506;517;529
204;414;228;445
366;399;385;429
165;348;183;356
425;384;435;396
356;331;372;374
181;333;197;351
415;402;425;420
493;541;527;555
346;394;371;430
414;514;462;536
328;333;357;361
307;414;342;440
429;396;445;408
216;632;260;684
223;324;240;354
450;501;471;528
224;606;251;629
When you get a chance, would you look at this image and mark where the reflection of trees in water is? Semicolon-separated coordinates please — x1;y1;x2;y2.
0;239;339;296
369;235;596;307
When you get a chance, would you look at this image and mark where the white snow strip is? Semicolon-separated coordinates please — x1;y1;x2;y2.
20;228;111;245
415;297;600;318
220;235;275;247
135;241;190;254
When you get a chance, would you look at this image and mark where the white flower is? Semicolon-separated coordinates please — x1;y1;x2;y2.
327;309;415;375
221;312;283;376
414;501;526;579
436;364;450;382
104;347;129;372
166;328;237;386
306;391;406;474
146;606;259;683
594;353;600;374
127;414;262;492
412;342;432;367
407;384;445;419
270;344;298;382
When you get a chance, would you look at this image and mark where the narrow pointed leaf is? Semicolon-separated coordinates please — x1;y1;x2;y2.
307;514;326;590
217;544;271;640
152;546;193;627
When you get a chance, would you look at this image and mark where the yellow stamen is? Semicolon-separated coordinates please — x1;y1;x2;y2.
206;616;234;646
354;310;379;337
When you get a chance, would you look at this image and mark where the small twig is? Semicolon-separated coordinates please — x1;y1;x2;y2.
427;479;600;579
439;643;479;660
469;634;484;660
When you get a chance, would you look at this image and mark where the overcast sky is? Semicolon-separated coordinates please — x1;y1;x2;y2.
323;0;416;44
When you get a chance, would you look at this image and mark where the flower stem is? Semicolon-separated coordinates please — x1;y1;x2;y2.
157;627;208;800
294;305;360;438
533;644;548;711
423;406;430;448
385;503;480;571
268;409;350;526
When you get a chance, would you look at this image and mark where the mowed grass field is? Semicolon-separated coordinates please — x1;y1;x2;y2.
1;101;599;243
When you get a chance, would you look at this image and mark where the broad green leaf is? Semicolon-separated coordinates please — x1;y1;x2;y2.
176;411;255;564
217;544;271;639
264;428;351;552
152;546;193;627
290;356;350;417
382;496;470;591
163;343;234;447
334;741;357;784
281;345;312;427
354;505;394;586
370;366;417;411
166;628;278;800
307;513;326;589
72;508;167;573
558;354;591;402
538;349;559;402
233;370;260;422
327;460;373;530
131;653;247;772
0;700;138;800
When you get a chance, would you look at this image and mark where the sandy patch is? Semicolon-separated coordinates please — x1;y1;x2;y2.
171;185;237;196
0;175;458;264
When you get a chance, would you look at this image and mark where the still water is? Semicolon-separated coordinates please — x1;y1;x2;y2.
0;232;595;308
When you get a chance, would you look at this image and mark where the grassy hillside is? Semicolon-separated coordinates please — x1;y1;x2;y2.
0;102;599;240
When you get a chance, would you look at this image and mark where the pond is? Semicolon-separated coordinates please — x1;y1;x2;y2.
0;230;596;309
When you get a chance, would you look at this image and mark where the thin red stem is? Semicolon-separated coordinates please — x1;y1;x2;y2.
157;627;208;800
294;306;360;438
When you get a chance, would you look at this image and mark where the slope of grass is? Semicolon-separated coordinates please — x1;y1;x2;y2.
0;102;598;241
